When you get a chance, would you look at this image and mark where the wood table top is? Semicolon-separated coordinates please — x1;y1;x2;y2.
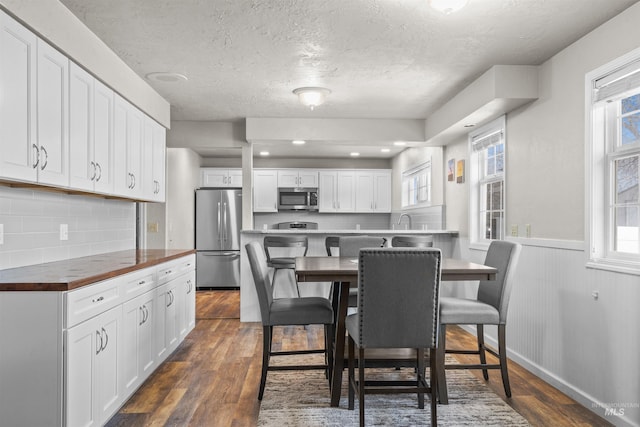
0;249;195;292
295;256;497;282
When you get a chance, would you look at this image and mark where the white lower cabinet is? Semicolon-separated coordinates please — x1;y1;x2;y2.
66;305;122;427
121;289;156;398
0;254;195;427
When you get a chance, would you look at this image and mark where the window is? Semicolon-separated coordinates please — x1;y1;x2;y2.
469;116;506;247
587;50;640;273
401;161;431;208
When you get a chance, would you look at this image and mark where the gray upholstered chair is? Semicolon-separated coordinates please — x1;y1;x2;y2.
436;240;521;404
245;241;334;400
346;248;441;427
338;236;387;307
263;235;308;297
325;235;340;256
391;235;434;248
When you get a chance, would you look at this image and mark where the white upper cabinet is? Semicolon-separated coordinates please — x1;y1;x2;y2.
318;170;355;212
253;169;278;212
278;169;318;188
141;116;166;202
68;63;95;191
201;168;242;188
36;39;69;187
355;170;391;213
69;65;115;195
0;11;38;182
113;95;144;199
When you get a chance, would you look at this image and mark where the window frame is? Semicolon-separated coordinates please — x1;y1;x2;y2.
469;116;506;250
401;160;432;209
586;46;640;275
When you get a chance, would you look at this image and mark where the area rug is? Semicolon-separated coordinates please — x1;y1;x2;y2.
258;355;530;426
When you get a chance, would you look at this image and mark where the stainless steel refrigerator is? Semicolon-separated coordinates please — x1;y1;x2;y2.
195;188;242;289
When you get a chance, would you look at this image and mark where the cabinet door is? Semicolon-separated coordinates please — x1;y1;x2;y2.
277;170;299;188
0;12;38;182
69;63;94;191
373;172;391;212
228;169;243;187
178;271;196;338
155;282;178;361
355;171;374;212
298;170;318;187
66;305;122;427
336;171;356;212
126;106;144;198
36;39;69;187
253;170;278;212
318;171;337;212
93;80;114;194
151;123;166;202
201;168;228;187
141;116;155;201
113;95;129;196
121;290;155;397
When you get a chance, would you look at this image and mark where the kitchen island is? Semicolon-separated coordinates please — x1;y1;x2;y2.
240;229;457;322
0;249;195;427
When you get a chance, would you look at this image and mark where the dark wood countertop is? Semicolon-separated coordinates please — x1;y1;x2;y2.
0;249;196;292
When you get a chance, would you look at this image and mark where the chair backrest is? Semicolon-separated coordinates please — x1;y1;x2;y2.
355;248;442;349
325;236;340;256
245;241;274;325
477;241;522;324
338;236;386;257
391;235;434;248
263;235;308;263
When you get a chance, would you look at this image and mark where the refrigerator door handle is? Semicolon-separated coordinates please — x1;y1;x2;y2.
217;202;222;245
223;202;228;242
200;252;238;257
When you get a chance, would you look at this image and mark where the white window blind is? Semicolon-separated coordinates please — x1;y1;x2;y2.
594;59;640;102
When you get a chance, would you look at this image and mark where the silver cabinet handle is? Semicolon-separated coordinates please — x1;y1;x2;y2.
90;161;96;181
96;330;103;355
139;306;145;326
138;280;146;285
92;296;104;303
32;144;39;168
131;173;136;189
40;146;48;170
96;163;102;182
101;327;108;351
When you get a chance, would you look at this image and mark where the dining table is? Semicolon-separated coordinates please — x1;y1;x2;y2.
295;255;498;407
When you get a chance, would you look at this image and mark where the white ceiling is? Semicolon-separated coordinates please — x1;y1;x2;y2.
60;0;638;158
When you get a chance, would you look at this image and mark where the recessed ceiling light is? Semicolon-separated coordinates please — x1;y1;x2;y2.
464;123;476;128
145;72;188;83
292;140;306;145
381;148;391;153
260;151;269;156
393;141;407;146
350;152;360;157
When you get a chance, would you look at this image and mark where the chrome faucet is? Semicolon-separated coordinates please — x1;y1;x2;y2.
397;213;412;230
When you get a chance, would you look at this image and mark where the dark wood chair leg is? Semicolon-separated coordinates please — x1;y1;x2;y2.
358;347;365;427
498;324;512;397
258;325;272;400
417;348;425;409
348;336;355;410
477;324;489;380
436;325;448;404
430;347;438;427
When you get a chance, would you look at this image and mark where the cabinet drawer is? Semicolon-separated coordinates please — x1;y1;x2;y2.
156;259;182;285
65;277;121;328
120;267;156;302
178;255;196;274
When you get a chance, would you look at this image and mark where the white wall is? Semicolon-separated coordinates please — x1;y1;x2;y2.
165;148;200;249
0;186;135;269
439;4;640;425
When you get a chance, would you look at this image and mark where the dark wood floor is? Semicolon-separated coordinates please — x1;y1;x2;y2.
106;290;611;427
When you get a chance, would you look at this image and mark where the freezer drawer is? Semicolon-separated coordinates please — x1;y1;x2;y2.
196;251;240;288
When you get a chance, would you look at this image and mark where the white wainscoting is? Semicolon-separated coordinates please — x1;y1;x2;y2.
451;237;640;427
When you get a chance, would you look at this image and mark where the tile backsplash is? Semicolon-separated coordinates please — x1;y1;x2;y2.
0;186;136;270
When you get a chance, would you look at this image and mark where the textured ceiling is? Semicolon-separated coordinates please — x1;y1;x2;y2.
60;0;638;157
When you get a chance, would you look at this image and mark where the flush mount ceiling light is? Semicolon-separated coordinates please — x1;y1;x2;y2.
293;87;331;110
350;152;360;157
429;0;469;14
259;151;270;156
292;140;306;145
381;148;391;153
393;141;407;146
145;72;188;83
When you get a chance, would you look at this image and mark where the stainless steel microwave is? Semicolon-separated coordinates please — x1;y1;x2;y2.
277;188;318;211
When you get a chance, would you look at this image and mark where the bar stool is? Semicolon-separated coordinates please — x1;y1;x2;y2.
391;235;434;248
263;236;308;297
